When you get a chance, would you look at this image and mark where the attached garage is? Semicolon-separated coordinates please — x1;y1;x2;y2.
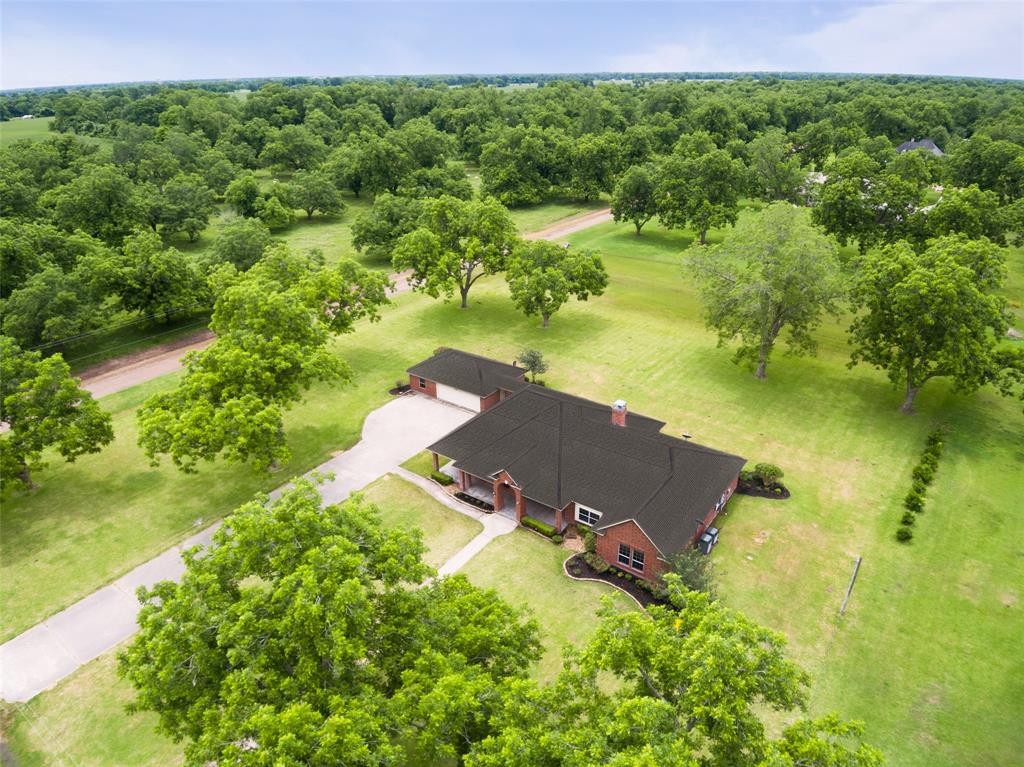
407;348;528;413
436;382;484;411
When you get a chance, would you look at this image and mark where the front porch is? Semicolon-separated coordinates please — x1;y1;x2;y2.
437;457;564;531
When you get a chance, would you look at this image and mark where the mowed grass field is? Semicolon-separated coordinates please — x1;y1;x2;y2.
2;206;1021;766
0;116;111;148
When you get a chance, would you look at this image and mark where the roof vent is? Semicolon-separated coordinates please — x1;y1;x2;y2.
611;399;627;427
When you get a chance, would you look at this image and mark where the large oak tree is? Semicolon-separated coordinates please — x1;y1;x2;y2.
849;235;1010;412
392;194;518;309
685;203;844;379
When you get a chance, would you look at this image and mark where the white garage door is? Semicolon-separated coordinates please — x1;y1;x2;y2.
435;383;481;411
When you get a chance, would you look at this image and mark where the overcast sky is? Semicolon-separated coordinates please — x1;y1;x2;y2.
2;1;1021;90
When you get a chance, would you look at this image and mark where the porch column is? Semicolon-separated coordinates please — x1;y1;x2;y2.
431;452;440;471
554;503;565;533
493;479;504;510
515;489;525;523
458;470;469;491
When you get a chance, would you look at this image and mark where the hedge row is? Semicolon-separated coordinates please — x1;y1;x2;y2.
430;470;454;486
522;516;563;544
897;428;946;543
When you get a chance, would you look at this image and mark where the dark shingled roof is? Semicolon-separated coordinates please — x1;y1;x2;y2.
429;384;745;556
407;348;527;397
896;138;944;156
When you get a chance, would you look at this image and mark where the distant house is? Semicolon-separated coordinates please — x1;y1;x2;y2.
413;349;745;581
896;138;944;156
19;114;34;120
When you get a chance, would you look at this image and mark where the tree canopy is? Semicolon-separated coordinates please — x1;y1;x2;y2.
392;195;518;308
1;336;114;489
685;203;845;379
848;235;1010;412
118;477;541;766
505;240;608;327
136;246;390;471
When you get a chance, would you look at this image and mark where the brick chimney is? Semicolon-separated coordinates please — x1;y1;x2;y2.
611;399;627;427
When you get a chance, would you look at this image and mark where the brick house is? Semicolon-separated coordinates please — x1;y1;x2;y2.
413;349;745;582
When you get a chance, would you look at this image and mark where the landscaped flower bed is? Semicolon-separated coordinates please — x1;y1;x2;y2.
737;463;790;499
454;492;494;511
565;553;666;607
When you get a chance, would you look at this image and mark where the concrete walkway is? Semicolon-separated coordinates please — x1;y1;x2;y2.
0;395;473;703
393;467;518;576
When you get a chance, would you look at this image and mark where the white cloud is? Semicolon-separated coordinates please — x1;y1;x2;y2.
609;41;775;73
609;2;1023;80
792;1;1023;78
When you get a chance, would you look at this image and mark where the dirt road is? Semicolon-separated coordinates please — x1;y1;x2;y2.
77;209;613;399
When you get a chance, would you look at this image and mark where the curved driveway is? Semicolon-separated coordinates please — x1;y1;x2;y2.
0;394;476;703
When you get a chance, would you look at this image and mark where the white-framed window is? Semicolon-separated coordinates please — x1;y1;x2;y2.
576;504;602;526
418;376;428;389
617;543;645;572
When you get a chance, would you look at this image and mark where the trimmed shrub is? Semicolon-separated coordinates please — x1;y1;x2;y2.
896;527;913;543
910;477;927;495
911;463;935;485
901;511;916;525
919;451;940;470
522;516;556;538
551;534;563;545
904;489;925;513
583;531;596;555
753;462;784;488
430;470;454;486
584;552;610;573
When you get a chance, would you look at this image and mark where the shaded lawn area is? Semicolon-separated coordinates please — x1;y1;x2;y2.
360;474;482;569
3;209;1021;767
460;529;636;682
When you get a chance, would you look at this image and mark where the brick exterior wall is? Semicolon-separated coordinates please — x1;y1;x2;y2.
695;474;739;539
409;375;437;397
480;391;501;411
596;521;668;581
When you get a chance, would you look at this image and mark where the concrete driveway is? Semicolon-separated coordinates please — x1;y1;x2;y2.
0;394;473;703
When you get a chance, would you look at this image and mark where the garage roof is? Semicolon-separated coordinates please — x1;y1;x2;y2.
407;348;528;397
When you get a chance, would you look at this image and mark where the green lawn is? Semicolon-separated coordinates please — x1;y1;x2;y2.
3;651;182;767
460;529;636;682
400;449;438;478
0;116;111;148
2;209;1021;766
507;198;608;232
361;474;482;569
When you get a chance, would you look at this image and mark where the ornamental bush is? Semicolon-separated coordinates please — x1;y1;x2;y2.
896;527;914;543
584;531;596;554
583;552;610;573
430;470;454;486
911;463;935;485
522;516;556;537
753;462;784;488
904;489;925;513
901;511;916;525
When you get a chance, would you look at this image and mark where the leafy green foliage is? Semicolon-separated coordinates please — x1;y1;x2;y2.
517;347;548;382
611;163;658;235
505;240;608;326
685;203;844;378
118;477;540;767
286;169;345;218
209;217;272;271
849;236;1010;412
656;140;748;244
136;246;390;471
0;336;114;489
392;194;518;308
663;547;716;596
